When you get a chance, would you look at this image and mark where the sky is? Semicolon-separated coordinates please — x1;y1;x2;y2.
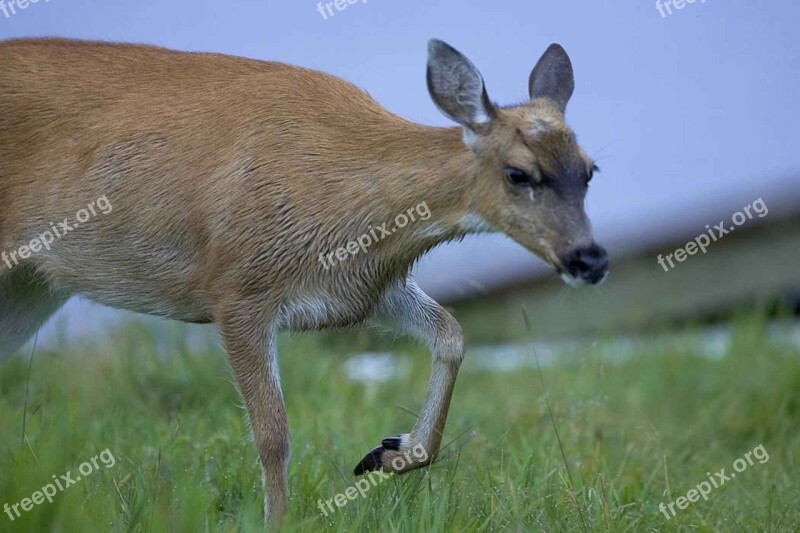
1;0;799;340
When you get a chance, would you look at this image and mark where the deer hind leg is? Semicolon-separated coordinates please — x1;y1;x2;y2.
354;279;464;475
0;266;70;359
214;296;290;522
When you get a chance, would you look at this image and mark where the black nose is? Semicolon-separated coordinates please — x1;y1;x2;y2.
563;243;609;284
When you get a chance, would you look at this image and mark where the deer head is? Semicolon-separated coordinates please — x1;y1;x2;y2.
427;39;608;286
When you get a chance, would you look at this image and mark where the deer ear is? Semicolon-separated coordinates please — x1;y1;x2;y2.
427;39;494;130
529;44;575;114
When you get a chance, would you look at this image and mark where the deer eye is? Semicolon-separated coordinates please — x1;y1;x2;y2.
504;167;532;187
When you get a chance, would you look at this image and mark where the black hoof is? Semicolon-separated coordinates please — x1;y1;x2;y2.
354;446;385;476
381;436;402;450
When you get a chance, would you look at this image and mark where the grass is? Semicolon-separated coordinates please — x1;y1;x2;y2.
0;313;799;532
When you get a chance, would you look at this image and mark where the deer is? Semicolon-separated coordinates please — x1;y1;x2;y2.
0;37;608;521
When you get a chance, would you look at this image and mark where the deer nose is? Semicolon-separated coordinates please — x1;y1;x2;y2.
562;243;609;285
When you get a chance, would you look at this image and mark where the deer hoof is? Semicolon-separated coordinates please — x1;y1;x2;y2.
353;434;430;476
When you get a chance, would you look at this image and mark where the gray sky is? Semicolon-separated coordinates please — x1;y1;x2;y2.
2;0;798;338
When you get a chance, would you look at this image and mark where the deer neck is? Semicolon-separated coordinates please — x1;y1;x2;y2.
359;123;487;267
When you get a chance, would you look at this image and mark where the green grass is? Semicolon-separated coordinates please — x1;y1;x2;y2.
1;314;799;532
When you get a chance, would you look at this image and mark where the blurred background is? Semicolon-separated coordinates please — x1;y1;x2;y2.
2;0;799;349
